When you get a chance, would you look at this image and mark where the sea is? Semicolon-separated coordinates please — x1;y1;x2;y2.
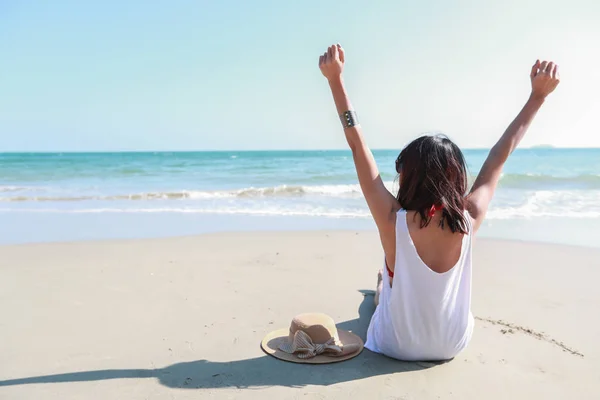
2;149;600;247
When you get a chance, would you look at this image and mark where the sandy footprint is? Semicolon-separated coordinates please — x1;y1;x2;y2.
475;316;584;358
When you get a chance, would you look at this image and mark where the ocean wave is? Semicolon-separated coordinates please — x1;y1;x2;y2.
487;190;600;219
0;183;391;202
0;192;196;202
2;173;600;204
498;173;600;189
0;206;372;218
2;188;600;219
0;186;40;193
2;205;600;219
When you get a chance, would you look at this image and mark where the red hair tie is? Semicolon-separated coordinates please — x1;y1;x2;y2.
428;204;444;217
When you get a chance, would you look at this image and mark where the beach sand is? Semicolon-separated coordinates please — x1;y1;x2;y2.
1;231;598;399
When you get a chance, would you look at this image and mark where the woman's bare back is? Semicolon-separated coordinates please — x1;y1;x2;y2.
404;210;465;274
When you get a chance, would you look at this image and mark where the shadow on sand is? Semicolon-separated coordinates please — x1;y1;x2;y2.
0;291;444;389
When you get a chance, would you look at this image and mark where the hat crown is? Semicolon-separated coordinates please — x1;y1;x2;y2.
289;313;340;344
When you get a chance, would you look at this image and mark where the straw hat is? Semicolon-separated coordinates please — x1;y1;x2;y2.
261;313;364;364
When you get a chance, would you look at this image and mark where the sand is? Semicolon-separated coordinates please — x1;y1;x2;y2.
0;231;599;399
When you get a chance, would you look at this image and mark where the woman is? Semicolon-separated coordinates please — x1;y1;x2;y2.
318;44;560;361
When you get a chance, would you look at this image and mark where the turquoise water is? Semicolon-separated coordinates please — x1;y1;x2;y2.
2;149;600;244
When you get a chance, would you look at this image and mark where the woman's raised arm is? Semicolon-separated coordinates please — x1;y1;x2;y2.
319;44;399;231
468;60;560;231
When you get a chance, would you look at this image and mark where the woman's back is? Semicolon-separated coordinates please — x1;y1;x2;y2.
365;210;474;361
406;210;466;274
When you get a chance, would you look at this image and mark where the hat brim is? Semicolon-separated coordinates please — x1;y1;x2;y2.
261;328;364;364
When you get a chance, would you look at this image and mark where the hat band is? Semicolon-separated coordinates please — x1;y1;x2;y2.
278;330;343;359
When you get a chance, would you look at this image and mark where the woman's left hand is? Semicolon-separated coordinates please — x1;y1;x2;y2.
319;44;345;82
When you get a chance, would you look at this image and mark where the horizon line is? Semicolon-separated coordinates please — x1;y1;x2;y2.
1;146;596;154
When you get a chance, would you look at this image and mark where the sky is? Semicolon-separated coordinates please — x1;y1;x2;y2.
1;0;599;152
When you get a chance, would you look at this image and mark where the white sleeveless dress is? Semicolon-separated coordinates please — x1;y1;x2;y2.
365;210;474;361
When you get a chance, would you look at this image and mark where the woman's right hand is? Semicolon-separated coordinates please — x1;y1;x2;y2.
530;60;561;100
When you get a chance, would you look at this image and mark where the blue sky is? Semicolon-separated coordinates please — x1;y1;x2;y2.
1;0;599;151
